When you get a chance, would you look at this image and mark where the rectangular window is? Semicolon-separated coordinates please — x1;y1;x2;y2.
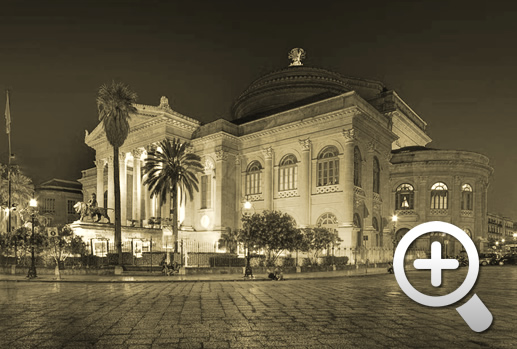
43;198;55;213
67;200;76;215
201;175;211;209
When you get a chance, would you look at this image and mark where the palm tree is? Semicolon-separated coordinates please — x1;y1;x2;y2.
97;81;137;266
143;138;203;259
0;164;34;231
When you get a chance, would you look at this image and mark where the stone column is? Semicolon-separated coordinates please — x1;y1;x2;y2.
298;138;311;226
262;147;273;210
342;129;355;226
95;159;105;208
214;150;227;230
120;152;127;226
144;184;150;224
132;149;142;225
235;156;242;228
364;143;374;248
107;156;115;222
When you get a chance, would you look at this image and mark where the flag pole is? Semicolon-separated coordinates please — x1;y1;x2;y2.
5;89;14;262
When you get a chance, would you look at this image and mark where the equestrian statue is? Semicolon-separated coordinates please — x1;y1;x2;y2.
74;193;111;223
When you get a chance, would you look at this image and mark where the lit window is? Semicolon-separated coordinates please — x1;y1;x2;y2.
317;146;339;186
279;154;298;191
431;182;448;209
43;198;55;214
396;183;414;210
461;184;473;211
246;161;262;195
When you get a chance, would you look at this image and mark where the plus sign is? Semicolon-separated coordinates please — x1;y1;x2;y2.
413;241;459;287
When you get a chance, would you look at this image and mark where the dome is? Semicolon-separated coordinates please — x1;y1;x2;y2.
231;66;352;123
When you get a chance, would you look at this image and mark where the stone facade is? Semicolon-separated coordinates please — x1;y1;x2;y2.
77;58;493;261
35;179;83;226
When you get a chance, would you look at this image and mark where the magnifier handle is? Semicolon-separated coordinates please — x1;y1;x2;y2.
455;294;492;332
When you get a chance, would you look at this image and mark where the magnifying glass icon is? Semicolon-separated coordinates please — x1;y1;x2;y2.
393;221;493;332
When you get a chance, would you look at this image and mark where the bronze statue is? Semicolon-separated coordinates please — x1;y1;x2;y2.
74;201;111;223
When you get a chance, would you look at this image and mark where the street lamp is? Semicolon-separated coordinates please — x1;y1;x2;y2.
241;197;254;279
27;198;38;279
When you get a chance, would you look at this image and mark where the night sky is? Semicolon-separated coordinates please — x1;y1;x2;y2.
1;1;516;218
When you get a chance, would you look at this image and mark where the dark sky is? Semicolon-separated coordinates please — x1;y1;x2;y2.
1;1;516;218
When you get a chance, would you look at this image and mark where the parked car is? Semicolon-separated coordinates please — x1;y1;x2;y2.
479;252;502;266
499;254;517;265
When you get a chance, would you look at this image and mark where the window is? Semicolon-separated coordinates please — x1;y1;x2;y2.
246;161;262;195
354;213;362;247
373;156;380;194
317;212;338;230
354;147;362;187
317;146;339;186
431;182;448;209
461;184;473;211
67;200;76;214
201;175;212;209
279;154;298;191
396;183;414;210
43;198;55;214
103;190;108;208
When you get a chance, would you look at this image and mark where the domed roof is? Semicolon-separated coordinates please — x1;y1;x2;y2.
231;65;352;123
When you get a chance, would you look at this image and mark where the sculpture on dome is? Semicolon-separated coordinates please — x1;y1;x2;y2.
159;96;170;109
288;48;306;66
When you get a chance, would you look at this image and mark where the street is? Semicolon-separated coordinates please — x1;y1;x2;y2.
0;266;516;348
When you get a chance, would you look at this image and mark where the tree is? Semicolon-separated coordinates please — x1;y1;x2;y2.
143;138;203;257
218;227;239;254
97;81;138;266
239;210;302;266
0;164;34;232
48;224;86;280
300;226;342;265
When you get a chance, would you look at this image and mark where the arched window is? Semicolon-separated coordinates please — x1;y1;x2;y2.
461;184;473;211
396;183;414;210
317;212;338;232
372;216;380;247
246;161;262;195
317;146;339;186
431;182;448;209
279;154;298;191
354;147;362;187
373;156;380;194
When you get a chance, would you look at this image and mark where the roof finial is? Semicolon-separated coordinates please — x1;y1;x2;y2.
288;48;305;66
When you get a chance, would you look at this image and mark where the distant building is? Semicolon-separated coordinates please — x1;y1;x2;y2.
35;179;83;226
77;50;495;262
487;213;515;243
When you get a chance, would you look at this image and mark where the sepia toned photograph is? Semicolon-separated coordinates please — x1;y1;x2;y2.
0;1;516;348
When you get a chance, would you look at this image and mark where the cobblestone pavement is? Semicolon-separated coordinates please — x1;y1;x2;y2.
0;266;515;349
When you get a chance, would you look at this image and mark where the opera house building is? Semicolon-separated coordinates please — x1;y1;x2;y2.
76;50;492;262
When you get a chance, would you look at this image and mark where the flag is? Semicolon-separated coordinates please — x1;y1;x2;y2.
5;90;10;134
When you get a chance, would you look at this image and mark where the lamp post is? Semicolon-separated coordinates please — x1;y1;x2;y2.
242;198;254;278
27;198;38;279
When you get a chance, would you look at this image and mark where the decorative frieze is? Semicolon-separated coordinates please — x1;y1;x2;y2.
316;185;339;194
248;194;263;202
461;210;473;217
396;209;416;216
430;208;448;216
278;190;298;198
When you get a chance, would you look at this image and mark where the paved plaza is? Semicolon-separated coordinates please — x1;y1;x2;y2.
0;267;516;348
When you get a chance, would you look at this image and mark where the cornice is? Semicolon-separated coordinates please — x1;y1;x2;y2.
239;107;359;141
191;131;241;146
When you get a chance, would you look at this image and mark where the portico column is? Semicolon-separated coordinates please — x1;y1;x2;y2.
132;149;142;225
235;156;242;228
120;152;127;226
107;156;115;222
298;138;311;226
95;160;105;208
262;147;273;210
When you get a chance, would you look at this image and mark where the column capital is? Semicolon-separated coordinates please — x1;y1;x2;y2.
94;159;105;168
107;156;114;165
234;155;241;166
215;149;228;161
298;138;311;151
262;146;273;160
342;128;356;143
132;148;144;159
